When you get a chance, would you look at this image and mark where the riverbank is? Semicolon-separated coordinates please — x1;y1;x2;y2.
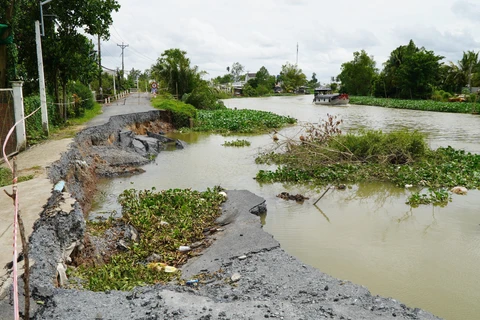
349;96;478;114
1;94;443;319
31;191;441;320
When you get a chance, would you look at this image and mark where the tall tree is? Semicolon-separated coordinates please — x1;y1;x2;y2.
338;50;377;96
151;48;202;97
2;0;119;95
381;40;443;99
279;62;306;92
230;62;244;82
0;0;17;88
458;51;479;92
308;72;318;89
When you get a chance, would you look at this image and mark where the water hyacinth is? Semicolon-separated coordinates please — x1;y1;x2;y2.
349;96;477;114
192;109;296;134
72;187;226;291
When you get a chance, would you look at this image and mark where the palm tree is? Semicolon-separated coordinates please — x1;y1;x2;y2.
458;51;479;92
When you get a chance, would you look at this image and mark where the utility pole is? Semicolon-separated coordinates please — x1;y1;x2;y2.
36;0;53;136
98;34;102;100
296;42;299;66
117;42;128;86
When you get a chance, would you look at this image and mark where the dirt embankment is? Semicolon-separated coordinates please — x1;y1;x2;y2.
48;110;173;213
4;110;442;320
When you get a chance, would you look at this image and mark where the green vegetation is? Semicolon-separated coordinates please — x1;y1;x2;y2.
68;102;103;126
222;139;251;147
338;42;480;101
278;62;307;93
151;97;198;128
0;167;34;187
73;187;225;291
349;96;476;113
192;109;296;134
338;50;378;96
407;189;451;207
255;117;480;206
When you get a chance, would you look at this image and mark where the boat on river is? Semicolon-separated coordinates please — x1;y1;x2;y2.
312;85;349;106
313;93;349;105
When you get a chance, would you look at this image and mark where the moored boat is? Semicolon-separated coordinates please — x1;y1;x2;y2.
312;86;349;105
313;93;349;105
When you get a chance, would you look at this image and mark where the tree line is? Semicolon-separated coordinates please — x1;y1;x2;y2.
338;40;480;100
1;0;119;124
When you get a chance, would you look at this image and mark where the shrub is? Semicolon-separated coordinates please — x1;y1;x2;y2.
152;98;197;128
242;83;257;97
256;85;271;96
68;82;94;117
185;84;223;110
329;129;428;164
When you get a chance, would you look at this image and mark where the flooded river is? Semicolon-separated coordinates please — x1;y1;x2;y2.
94;96;480;320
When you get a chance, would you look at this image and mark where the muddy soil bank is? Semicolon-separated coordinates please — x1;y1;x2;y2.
48;109;173;213
3;110;442;319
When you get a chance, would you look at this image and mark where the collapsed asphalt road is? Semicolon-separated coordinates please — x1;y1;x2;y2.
31;191;441;320
1;98;442;319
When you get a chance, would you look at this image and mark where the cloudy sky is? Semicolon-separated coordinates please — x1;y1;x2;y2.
95;0;480;84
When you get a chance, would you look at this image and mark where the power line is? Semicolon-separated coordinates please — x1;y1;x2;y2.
117;42;129;76
110;25;156;63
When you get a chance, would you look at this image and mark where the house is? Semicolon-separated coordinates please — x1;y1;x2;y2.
245;73;256;82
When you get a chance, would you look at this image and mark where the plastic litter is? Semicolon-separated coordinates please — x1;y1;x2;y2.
178;246;191;252
186;279;199;286
147;262;177;273
54;180;66;192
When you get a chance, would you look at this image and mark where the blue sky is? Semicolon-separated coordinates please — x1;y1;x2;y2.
94;0;480;84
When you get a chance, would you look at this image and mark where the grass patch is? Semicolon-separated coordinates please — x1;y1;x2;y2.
191;109;296;134
67;102;103;126
255;118;480;206
222;139;251;147
151;97;197;128
350;96;477;114
0;167;34;187
73;187;225;291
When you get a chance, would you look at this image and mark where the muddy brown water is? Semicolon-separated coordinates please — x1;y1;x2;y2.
93;96;480;320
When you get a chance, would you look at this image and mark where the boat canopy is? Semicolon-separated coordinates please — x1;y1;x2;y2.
314;93;340;99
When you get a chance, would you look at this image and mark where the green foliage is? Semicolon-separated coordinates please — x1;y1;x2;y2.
308;73;318;90
379;40;443;99
256;85;270;96
68;82;94;117
406;189;451;207
184;81;226;110
255;125;480;206
431;90;452;102
279;62;307;92
192;109;296;134
242;83;257;97
222;139;251;147
338;50;378;95
213;73;233;85
328;129;428;164
230;62;244;82
0;167;34;187
74;187;225;291
349;96;475;113
151;97;197;128
67;102;102;126
151;49;202;98
255;66;276;91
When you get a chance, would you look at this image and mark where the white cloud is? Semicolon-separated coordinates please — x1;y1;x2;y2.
452;1;480;23
96;0;480;84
